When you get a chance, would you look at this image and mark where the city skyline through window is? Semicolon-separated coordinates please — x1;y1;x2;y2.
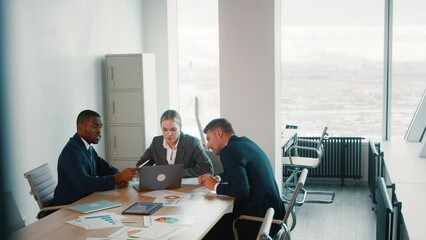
281;0;424;139
176;1;425;140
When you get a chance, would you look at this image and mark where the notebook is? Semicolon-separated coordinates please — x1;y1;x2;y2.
68;200;121;213
134;164;183;192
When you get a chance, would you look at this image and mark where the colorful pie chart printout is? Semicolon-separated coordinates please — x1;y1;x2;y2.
127;229;142;238
164;195;180;200
154;216;179;224
142;190;189;206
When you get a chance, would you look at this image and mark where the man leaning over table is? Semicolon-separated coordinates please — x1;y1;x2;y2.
199;118;285;240
52;110;136;206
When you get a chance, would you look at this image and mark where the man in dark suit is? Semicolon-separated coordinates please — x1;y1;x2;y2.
199;118;285;239
136;110;213;177
53;110;136;206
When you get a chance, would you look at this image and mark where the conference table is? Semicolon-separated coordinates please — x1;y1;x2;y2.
12;182;234;240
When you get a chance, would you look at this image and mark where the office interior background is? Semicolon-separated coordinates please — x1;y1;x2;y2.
0;0;425;229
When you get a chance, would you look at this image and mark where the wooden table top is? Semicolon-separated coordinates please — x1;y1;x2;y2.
12;183;234;240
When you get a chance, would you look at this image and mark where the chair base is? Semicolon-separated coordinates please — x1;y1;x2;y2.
283;169;335;204
302;190;335;204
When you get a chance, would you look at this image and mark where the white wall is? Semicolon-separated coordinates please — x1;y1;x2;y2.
218;0;282;188
4;0;144;224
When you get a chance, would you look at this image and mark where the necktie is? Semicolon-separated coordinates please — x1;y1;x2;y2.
88;146;96;177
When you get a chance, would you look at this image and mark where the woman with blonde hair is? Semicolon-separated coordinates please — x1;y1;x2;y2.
136;109;213;177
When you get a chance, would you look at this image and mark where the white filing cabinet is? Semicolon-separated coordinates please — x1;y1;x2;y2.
105;53;158;169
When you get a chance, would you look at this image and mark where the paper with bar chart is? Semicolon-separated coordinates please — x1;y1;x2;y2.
66;212;124;230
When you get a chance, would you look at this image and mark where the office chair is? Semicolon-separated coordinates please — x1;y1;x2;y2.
195;97;224;175
206;150;224;175
233;169;308;240
233;207;276;240
24;163;67;219
282;126;335;204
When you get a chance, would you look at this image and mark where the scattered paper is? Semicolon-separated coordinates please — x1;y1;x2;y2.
181;177;199;185
191;186;230;197
143;214;196;227
109;225;188;240
66;212;125;230
191;186;217;195
142;190;189;206
86;238;113;240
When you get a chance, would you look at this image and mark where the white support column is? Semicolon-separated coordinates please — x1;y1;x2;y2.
142;0;179;115
218;0;282;190
383;0;393;140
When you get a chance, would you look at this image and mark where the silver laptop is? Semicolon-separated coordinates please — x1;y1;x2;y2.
134;164;183;192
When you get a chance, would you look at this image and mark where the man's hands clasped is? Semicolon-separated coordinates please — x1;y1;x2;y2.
198;174;218;190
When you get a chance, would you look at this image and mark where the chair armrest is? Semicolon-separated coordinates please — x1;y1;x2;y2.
237;215;265;223
286;146;320;164
289;145;319;154
41;204;68;212
37;205;69;219
257;208;275;240
295;139;319;144
235;215;283;226
233;208;282;240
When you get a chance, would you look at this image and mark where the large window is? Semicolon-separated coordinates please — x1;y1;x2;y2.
177;0;219;138
281;0;384;138
175;1;425;140
392;0;426;139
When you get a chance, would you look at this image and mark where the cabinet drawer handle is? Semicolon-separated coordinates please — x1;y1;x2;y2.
112;101;115;115
113;135;117;148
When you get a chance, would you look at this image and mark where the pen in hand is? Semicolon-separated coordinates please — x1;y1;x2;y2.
138;159;151;168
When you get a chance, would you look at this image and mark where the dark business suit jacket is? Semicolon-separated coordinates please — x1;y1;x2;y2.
217;135;285;220
53;133;119;205
136;132;213;177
